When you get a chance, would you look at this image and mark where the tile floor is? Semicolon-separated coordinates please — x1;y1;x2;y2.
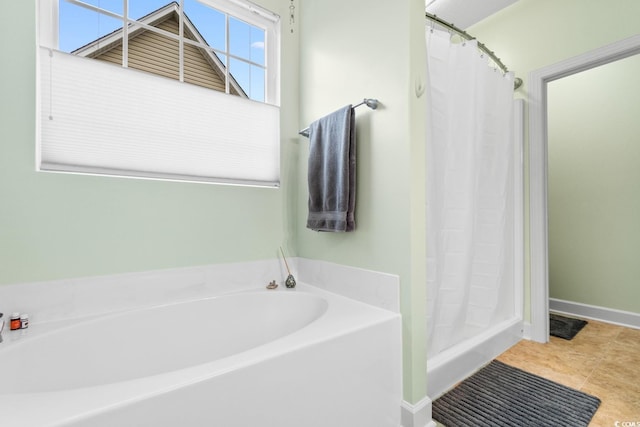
496;317;640;426
434;318;640;426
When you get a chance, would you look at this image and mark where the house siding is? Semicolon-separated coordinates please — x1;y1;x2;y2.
94;16;237;94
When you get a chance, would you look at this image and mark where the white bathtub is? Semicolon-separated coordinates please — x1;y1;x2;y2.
0;284;401;427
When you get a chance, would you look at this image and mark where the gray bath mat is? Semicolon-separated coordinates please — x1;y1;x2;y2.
550;313;588;340
432;360;600;427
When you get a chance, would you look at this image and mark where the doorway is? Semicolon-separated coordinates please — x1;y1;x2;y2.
529;34;640;343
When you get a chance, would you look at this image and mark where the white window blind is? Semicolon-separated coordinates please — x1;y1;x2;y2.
37;0;281;187
38;47;280;186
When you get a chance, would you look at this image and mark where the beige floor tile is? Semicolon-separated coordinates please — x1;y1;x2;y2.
614;327;640;351
582;376;640;407
582;381;640;427
547;320;623;356
497;339;599;389
589;401;640;427
496;321;640;426
578;319;625;338
585;362;640;399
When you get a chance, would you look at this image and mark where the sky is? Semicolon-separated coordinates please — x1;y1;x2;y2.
59;0;266;101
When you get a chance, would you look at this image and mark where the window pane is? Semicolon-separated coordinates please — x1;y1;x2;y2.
218;53;227;67
250;26;265;66
230;57;249;96
229;18;264;65
128;0;175;21
184;44;228;93
216;53;240;96
184;0;226;52
59;1;123;53
250;65;265;102
57;0;272;103
69;0;123;15
229;17;251;61
126;25;179;81
230;59;264;101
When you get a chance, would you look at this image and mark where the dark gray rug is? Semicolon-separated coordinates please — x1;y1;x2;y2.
550;314;588;340
432;360;600;427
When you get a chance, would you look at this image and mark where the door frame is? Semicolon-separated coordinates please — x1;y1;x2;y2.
528;34;640;343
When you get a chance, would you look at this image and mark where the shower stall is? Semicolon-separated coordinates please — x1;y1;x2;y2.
424;22;524;399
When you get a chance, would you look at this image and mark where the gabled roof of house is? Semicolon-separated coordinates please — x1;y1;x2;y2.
72;2;247;98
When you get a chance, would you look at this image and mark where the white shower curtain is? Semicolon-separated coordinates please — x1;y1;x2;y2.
425;28;515;358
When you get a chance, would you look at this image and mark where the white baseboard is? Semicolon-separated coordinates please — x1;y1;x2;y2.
401;398;437;427
550;298;640;329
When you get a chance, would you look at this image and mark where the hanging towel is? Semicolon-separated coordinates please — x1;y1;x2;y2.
306;105;356;232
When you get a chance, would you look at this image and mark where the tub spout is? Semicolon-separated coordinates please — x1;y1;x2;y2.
266;280;278;290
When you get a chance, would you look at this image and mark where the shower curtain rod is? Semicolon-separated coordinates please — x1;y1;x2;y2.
298;98;379;138
425;12;523;90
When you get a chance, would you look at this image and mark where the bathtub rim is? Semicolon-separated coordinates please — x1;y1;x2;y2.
0;287;330;350
0;289;334;394
0;283;401;426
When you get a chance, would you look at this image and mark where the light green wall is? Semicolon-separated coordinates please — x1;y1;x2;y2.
470;0;640;320
0;0;299;285
548;55;640;313
3;0;429;406
297;0;427;404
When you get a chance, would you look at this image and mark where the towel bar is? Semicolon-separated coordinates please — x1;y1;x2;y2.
298;98;379;138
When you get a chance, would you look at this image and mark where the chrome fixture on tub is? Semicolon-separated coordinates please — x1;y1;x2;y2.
280;247;296;288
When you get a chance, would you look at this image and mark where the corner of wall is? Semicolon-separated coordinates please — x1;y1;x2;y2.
401;397;437;427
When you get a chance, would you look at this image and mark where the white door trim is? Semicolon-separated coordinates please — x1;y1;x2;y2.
528;34;640;343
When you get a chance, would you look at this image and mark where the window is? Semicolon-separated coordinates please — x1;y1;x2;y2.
38;0;281;186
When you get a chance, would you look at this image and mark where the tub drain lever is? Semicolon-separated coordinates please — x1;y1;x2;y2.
280;247;296;288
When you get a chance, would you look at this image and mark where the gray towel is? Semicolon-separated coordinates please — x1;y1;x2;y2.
306;105;356;232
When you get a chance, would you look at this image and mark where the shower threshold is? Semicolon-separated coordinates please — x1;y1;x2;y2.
427;317;523;400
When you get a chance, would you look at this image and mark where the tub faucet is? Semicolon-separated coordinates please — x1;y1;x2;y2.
266;280;278;290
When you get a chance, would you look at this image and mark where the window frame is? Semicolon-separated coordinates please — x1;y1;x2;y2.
36;0;282;187
38;0;280;105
